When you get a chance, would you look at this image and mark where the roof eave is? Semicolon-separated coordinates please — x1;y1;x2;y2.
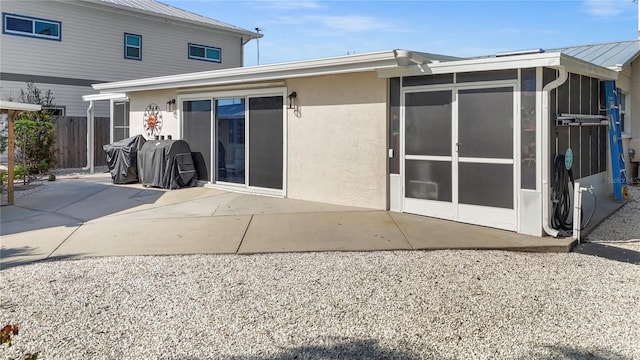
92;51;400;93
378;52;618;80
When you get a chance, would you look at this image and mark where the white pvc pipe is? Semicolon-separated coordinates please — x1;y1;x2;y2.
82;101;93;171
541;68;568;237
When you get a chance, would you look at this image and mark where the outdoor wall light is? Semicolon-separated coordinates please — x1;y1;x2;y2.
288;91;297;109
166;98;176;112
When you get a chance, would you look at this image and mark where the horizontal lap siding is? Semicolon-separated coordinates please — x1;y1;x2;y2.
0;81;109;117
1;1;243;81
1;1;244;118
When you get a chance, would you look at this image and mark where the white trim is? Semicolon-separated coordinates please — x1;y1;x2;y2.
178;88;287;196
82;93;127;102
379;52;618;80
405;155;452;162
93;51;400;93
458;157;514;164
0;101;41;112
400;81;518;231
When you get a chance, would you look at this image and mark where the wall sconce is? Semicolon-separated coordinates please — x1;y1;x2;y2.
166;99;176;112
288;91;297;109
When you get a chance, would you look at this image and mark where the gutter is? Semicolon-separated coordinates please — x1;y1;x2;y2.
541;68;568;237
81;101;94;172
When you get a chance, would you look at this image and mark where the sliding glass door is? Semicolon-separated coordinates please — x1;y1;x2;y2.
182;91;285;193
216;98;245;184
183;99;212;181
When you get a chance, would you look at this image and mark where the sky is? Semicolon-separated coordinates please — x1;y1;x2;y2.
163;0;639;66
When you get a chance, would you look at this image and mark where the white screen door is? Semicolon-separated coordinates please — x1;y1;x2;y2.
403;85;517;231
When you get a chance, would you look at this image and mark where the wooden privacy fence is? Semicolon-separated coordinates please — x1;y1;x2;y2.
53;116;110;169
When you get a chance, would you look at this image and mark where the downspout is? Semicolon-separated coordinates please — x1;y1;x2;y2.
82;100;94;172
541;68;568;237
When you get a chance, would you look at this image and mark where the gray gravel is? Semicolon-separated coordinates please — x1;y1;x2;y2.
2;185;640;359
1;250;639;359
587;185;640;248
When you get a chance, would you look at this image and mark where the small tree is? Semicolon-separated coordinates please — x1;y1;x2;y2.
14;82;58;177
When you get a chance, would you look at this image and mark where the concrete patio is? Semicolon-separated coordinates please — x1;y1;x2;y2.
1;173;574;269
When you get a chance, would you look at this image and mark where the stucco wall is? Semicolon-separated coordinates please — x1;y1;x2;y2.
129;89;179;141
286;72;388;209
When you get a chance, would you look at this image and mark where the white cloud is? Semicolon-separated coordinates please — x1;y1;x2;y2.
583;0;629;17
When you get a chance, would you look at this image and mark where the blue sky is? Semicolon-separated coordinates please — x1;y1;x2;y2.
164;0;639;66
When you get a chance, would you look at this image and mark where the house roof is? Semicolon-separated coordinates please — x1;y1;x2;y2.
81;0;259;40
92;49;618;94
547;40;640;70
92;50;418;93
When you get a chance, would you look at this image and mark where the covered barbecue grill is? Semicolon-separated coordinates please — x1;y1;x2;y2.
137;139;198;189
103;135;146;184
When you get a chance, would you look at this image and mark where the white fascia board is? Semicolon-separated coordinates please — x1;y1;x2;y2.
378;52;618;80
558;55;618;79
0;101;41;112
93;51;400;93
82;93;128;102
378;52;564;78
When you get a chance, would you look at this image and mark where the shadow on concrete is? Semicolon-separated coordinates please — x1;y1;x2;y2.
572;242;640;265
0;245;85;270
0;178;165;235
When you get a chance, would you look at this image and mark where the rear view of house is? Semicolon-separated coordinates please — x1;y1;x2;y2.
88;42;637;238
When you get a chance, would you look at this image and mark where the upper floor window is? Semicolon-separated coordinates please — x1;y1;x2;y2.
2;13;61;41
619;89;629;134
124;33;141;60
188;43;221;63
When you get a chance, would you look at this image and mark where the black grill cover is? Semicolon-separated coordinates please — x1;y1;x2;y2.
137;139;198;189
103;135;146;184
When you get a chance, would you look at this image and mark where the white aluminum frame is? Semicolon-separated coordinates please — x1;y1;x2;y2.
177;87;288;197
401;80;519;231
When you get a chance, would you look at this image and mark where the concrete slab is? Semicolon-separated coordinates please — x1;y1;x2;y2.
1;207;82;235
239;211;412;253
390;212;574;252
98;187;229;219
213;193;371;216
51;216;251;258
1;225;80;269
55;186;157;221
14;180;111;212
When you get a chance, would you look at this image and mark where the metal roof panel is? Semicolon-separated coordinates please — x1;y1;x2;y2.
548;40;640;68
89;0;257;36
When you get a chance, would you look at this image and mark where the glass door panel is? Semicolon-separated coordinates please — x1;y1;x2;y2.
216;98;245;184
405;91;452;156
248;96;283;190
182;100;212;181
458;87;513;159
457;87;514;209
403;90;455;219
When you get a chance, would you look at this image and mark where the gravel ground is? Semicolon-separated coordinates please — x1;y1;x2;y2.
586;185;640;249
1;185;639;359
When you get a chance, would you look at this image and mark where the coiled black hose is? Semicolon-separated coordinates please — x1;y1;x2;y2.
551;155;573;236
551;154;597;237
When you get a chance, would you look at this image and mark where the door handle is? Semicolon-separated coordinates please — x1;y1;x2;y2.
456;142;460;153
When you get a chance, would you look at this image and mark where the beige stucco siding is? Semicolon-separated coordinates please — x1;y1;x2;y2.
286;72;388;209
129;89;179;140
